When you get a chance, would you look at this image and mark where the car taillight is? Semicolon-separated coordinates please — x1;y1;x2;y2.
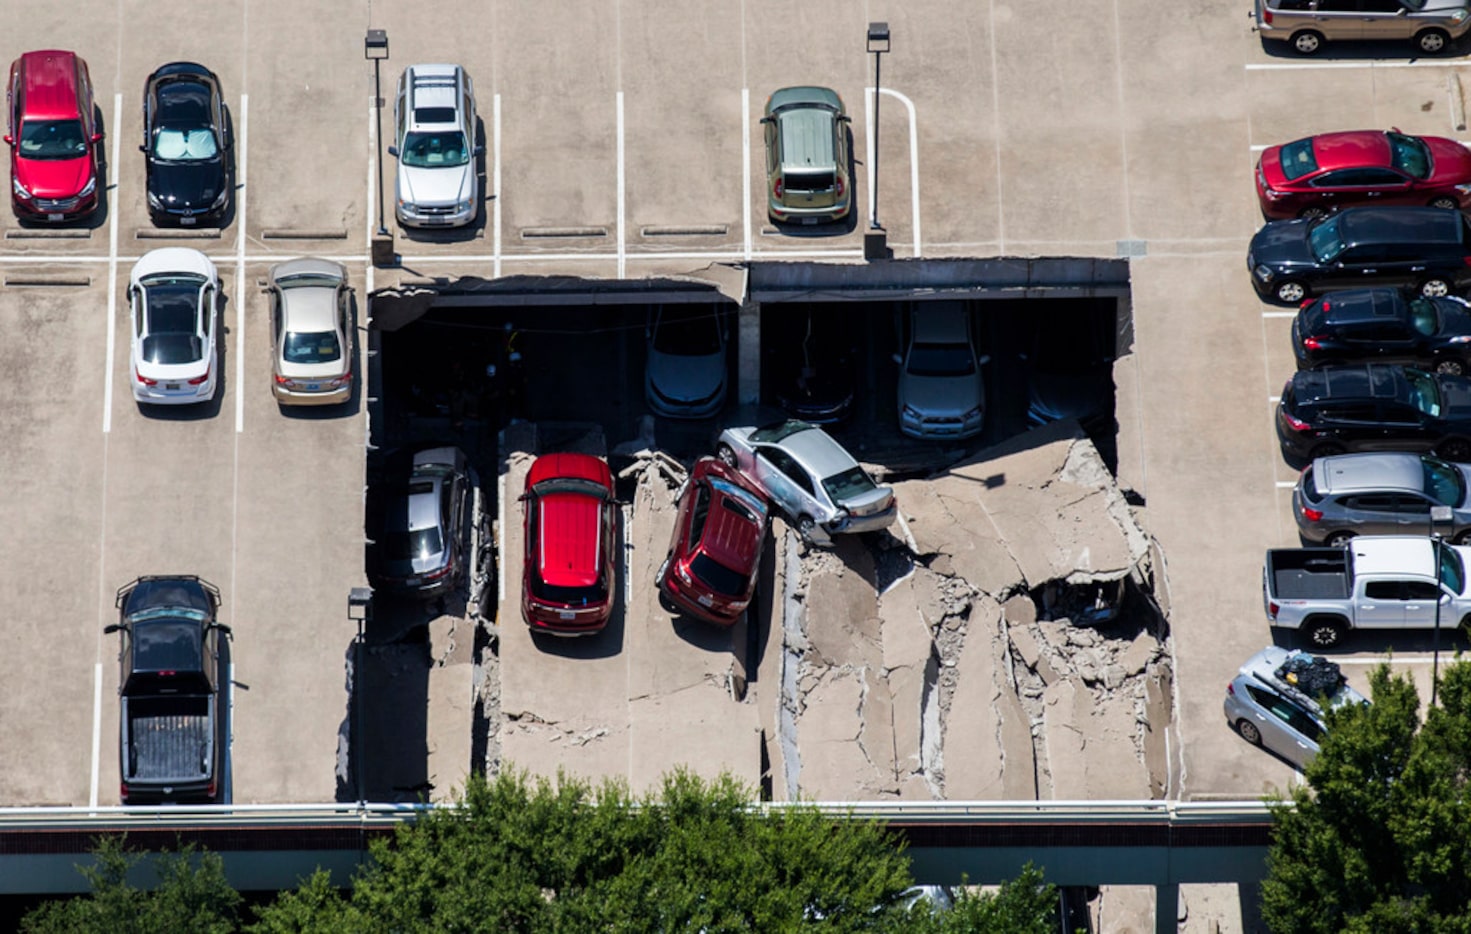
1268;601;1280;619
422;565;451;581
1463;255;1471;267
120;782;129;801
1280;410;1312;432
206;779;216;799
774;177;784;199
1303;336;1324;350
274;373;291;386
135;369;157;387
187;367;210;386
835;176;845;197
1301;506;1323;521
1226;682;1236;696
331;371;352;387
1261;6;1273;24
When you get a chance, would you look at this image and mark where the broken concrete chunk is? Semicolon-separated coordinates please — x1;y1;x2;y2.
1002;594;1037;626
1102;664;1127;691
1009;623;1044;672
1118;632;1159;677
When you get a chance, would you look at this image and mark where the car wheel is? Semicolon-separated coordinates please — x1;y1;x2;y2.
1297;206;1329;221
1325;530;1355;547
1305;618;1346;649
1421;277;1453;299
1236;719;1263;747
1275;280;1308;304
1436;357;1467;377
1291;30;1324;54
1430;196;1461;210
1441;437;1471;461
1417;28;1450;54
1310;441;1347;459
1455;529;1471;546
797;514;817;542
716;444;738;469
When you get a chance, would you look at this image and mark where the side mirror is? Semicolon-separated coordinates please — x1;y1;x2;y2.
2;134;11;145
213;623;233;637
759;116;773;125
386;145;399;158
473;145;485;156
103;623;123;635
91;132;103;143
891;353;902;365
138;144;147;153
977;354;992;365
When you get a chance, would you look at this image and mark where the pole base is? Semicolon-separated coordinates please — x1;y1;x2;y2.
864;229;891;261
371;232;397;268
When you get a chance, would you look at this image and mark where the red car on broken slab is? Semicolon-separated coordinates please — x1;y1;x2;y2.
1255;129;1471;221
658;457;769;626
520;452;616;635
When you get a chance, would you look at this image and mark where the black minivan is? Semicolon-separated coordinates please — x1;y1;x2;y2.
1249;206;1471;305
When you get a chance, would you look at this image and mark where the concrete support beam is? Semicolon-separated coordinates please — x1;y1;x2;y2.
1156;883;1179;934
737;296;761;406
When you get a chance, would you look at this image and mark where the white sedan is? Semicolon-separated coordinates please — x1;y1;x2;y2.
128;248;219;405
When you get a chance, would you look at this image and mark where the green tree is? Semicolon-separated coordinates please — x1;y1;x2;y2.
902;864;1059;934
1262;659;1471;934
21;835;241;934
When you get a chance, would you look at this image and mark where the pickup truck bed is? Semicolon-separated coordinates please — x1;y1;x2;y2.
125;695;211;783
1268;550;1350;601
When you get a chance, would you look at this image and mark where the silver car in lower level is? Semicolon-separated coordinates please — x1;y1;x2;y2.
1224;646;1367;770
716;420;895;541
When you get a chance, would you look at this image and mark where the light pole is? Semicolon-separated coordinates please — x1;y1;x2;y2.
866;22;890;261
364;30;394;265
1431;506;1453;706
348;587;373;805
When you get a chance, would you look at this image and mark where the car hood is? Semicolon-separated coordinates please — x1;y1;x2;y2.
1249;219;1315;266
398;162;472;206
1420;0;1470;13
899;372;983;416
14;153;93;199
647;349;725;403
149;160;226;210
1427;136;1471;184
1028;365;1113;426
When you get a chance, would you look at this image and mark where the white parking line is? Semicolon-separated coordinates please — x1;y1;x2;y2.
742;88;752;261
103;92;122;435
1275;480;1296;488
1262;311;1296;318
616;91;626;279
493;93;502;279
497;468;506;605
366;97;377;295
235;94;248;434
1250;144;1269;152
881;87;922;257
88;661;102;810
1337;655;1443;664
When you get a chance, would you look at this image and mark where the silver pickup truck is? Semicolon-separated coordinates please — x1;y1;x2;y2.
1263;536;1471;648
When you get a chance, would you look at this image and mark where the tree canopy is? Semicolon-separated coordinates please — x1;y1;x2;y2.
1262;659;1471;934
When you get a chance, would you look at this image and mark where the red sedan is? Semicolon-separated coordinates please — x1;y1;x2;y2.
1255;129;1471;221
521;453;617;636
658;457;769;626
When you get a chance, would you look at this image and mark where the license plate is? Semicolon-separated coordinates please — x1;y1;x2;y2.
405;577;420;586
305;383;320;392
165;382;180;391
181;216;197;225
696;595;714;607
47;213;64;221
800;217;820;225
558;610;576;620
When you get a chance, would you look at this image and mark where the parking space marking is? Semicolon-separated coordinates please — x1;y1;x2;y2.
617;92;626;279
497;469;506;605
1262;311;1295;318
742;88;752;261
103;92;122;435
366;98;376;296
1338;655;1441;663
493;93;502;279
1250;144;1269;152
88;661;102;810
235;94;248;435
869;87;923;257
1275;480;1295;488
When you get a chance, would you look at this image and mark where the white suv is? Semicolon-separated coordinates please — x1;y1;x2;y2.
389;64;480;229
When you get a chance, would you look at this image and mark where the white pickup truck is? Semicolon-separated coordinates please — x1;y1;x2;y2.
1263;536;1471;648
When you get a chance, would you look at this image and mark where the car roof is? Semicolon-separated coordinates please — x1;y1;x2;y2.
1291;363;1406;404
1347;535;1436;576
776;425;857;477
1335;206;1464;246
696;481;765;570
527;452;612;489
15;50;83;119
1313;452;1426;496
1237;646;1365;711
1312;289;1406;327
911;302;970;343
406;64;462;126
1308;131;1392;172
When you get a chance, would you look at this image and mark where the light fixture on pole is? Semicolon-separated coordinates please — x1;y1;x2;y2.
364;30;394;265
865;22;891;261
348;587;373;805
1431;505;1453;706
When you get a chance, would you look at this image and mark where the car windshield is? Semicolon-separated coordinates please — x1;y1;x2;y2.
821;466;876;503
1424;457;1467;506
18;119;86;159
1405;368;1443;417
653;308;723;355
691;553;748;597
152;127;218;161
1278;138;1318;182
400;130;469;168
1440;540;1466;595
1387;131;1432;179
907;343;976;377
531;478;610;501
383;527;443;562
1408;298;1440;337
283;330;342;364
1308;216;1345;263
750;420;815;444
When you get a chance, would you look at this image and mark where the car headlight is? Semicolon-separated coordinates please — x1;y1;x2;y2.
12;177;30;199
1457;183;1471;196
902;404;922;419
963;406;984;421
1254;264;1274;282
1449;335;1471;344
78;176;96;198
398;199;414;212
1452;8;1468;21
211;189;228;209
455;199;472;213
147;191;162;209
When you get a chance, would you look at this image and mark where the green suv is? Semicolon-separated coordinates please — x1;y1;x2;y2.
761;87;852;225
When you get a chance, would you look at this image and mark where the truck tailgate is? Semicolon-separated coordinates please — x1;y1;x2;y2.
126;698;211;782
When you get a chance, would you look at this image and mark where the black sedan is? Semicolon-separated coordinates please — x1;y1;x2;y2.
1276;363;1471;462
142;62;232;227
1292;288;1471;374
1247;206;1471;305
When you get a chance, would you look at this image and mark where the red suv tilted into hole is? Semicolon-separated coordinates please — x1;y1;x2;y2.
658;457;769;626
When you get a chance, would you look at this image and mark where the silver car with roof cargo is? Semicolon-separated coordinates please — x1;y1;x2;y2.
1225;646;1367;769
128;247;219;405
1255;0;1471;55
373;447;474;599
716;420;895;542
268;258;353;406
644;306;728;419
895;302;988;440
389;64;480;229
1294;451;1471;545
761;86;852;225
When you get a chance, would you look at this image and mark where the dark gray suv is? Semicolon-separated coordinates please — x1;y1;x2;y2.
1294;451;1471;544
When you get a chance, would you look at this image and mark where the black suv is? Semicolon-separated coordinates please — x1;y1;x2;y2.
1276;363;1471;461
1248;206;1471;305
1292;288;1471;374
